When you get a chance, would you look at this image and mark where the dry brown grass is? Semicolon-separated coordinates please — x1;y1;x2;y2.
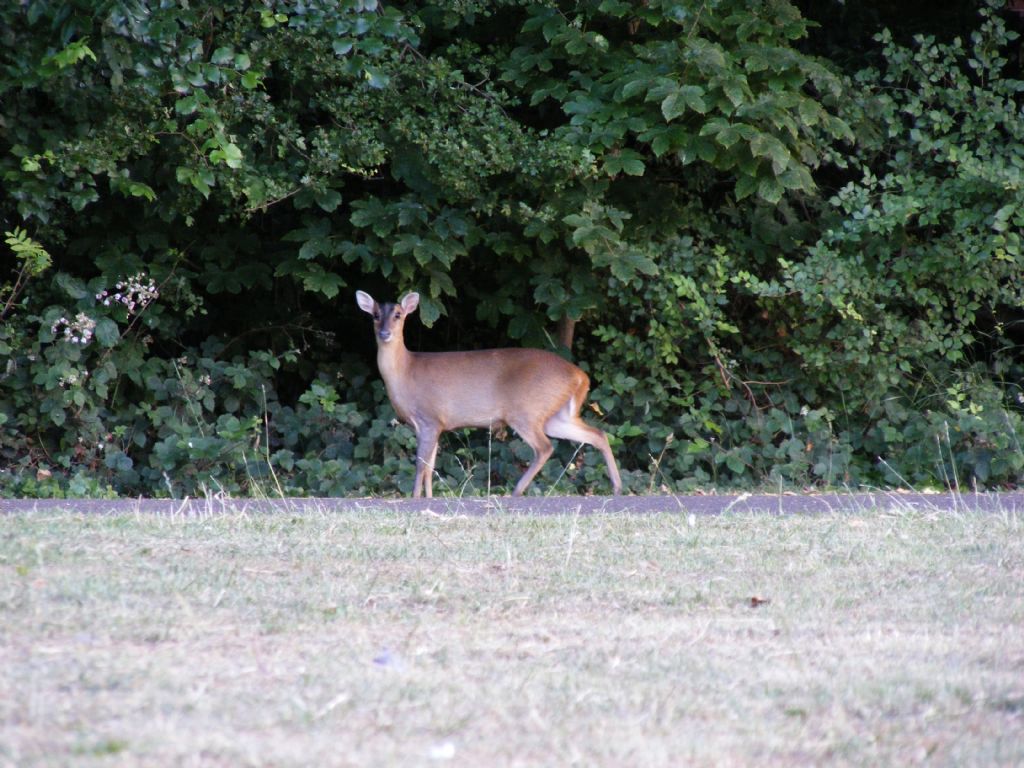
2;504;1022;766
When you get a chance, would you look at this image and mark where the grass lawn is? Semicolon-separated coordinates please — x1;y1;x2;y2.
1;503;1022;766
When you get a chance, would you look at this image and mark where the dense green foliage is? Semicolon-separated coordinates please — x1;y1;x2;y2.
2;0;1022;497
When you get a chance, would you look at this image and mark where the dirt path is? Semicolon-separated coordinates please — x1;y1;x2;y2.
2;491;1022;516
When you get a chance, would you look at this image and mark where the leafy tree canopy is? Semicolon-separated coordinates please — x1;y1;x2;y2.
1;0;1022;496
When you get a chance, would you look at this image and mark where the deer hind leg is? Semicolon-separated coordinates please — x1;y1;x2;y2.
509;419;554;497
424;439;439;497
544;392;623;495
413;425;441;498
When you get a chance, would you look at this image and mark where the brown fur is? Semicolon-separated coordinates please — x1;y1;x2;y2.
356;291;623;497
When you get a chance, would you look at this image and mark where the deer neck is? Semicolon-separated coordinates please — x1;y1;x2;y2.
376;336;411;383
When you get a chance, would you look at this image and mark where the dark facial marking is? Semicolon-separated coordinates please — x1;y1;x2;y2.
376;301;404;337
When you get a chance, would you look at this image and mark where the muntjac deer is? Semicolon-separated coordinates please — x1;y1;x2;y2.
356;290;623;498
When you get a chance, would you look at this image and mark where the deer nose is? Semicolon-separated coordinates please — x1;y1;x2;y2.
378;329;393;343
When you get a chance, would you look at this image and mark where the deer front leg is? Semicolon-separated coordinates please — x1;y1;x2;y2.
412;425;441;498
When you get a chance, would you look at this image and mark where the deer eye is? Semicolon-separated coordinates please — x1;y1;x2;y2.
372;312;380;321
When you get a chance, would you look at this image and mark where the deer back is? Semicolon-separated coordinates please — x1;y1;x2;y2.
397;347;586;431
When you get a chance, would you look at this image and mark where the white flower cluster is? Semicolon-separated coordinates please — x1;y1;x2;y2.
50;312;97;345
59;369;90;388
95;273;159;313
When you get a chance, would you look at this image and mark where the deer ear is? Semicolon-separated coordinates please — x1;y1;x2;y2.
356;290;376;315
400;292;420;314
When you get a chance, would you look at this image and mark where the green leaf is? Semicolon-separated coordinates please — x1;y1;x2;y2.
428;268;456;298
351;199;390;233
715;126;741;149
778;166;812;191
364;66;390;89
224;143;244;169
315;189;342;212
661;90;687;122
240;71;261;89
750;133;791;175
39;39;96;75
723;80;746;107
699;117;729;137
298;238;328;260
94;317;120;347
210;142;244;169
682;85;709;114
621;157;645;176
126;182;156;202
301;267;345;298
175;95;200;115
695;139;717;163
55;272;89;300
5;228;52;274
192;169;214;197
651;131;673;157
104;450;134;472
797;98;821;126
604;149;645;177
417;296;442;326
735;175;758;200
664;85;709;121
211;47;234;65
993;204;1015;232
757;178;784;204
725;453;746;474
620;79;649;99
609;248;658;281
598;0;633;14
